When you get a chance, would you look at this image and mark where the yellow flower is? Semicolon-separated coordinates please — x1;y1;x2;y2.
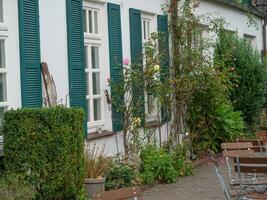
153;65;160;72
133;117;141;127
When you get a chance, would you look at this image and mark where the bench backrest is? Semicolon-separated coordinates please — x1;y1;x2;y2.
233;157;267;174
237;139;265;152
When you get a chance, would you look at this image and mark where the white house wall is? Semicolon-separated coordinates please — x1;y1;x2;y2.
39;0;70;106
5;0;21;110
4;0;267;156
197;0;263;50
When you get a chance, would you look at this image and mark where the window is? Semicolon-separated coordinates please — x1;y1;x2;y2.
0;0;3;23
142;18;151;42
0;39;7;128
244;34;257;49
83;7;99;35
0;0;7;129
141;14;158;122
84;2;104;129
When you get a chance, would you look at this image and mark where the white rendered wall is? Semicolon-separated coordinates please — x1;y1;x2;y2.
86;0;168;156
196;0;263;51
87;0;266;156
5;0;21;109
39;0;69;106
35;0;265;156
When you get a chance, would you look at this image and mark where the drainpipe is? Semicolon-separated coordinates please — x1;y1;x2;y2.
262;16;267;57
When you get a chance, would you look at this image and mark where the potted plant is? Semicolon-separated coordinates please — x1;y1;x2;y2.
84;145;111;198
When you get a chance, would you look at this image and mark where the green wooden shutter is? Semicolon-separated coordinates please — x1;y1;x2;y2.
18;0;42;107
241;0;251;6
129;8;145;124
158;15;170;123
108;3;124;132
66;0;87;134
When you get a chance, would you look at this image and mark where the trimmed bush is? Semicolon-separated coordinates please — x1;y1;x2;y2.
105;162;135;191
3;107;85;200
0;173;36;200
214;32;267;132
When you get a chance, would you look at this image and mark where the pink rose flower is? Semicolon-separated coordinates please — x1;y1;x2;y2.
123;58;130;66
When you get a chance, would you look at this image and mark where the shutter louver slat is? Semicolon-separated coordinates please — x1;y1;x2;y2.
108;3;124;132
19;0;42;107
66;0;87;135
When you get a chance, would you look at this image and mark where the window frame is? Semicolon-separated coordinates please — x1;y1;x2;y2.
244;33;257;49
83;1;105;130
83;5;101;40
141;13;159;122
0;2;8;128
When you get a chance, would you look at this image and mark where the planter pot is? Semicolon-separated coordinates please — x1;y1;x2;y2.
84;177;105;198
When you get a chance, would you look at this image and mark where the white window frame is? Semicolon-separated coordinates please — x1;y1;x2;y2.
141;13;159;122
84;1;105;130
0;0;8;128
244;34;257;49
0;0;7;31
84;5;101;40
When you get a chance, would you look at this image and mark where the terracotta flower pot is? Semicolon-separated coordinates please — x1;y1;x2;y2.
84;177;105;198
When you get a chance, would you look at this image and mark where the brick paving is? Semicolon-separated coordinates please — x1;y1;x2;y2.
141;164;228;200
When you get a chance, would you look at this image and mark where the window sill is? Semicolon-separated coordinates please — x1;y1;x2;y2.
87;130;115;141
145;120;163;128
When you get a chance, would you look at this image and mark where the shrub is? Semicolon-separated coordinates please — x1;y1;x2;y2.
188;65;244;153
85;144;112;179
214;32;267;132
0;173;36;200
105;161;135;191
3;107;85;200
171;145;193;177
140;145;177;184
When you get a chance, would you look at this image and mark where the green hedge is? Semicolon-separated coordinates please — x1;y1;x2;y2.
3;107;85;200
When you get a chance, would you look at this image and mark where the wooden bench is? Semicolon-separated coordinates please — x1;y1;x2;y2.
256;132;267;143
237;139;266;152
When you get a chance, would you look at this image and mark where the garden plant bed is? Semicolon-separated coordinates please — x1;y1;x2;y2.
91;157;208;200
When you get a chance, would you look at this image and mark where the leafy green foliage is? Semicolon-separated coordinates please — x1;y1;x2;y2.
140;145;177;184
188;65;244;153
3;107;85;200
214;32;267;132
198;104;244;152
170;145;193;177
105;162;135;191
0;173;36;200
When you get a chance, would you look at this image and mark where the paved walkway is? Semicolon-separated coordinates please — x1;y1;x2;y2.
141;163;227;200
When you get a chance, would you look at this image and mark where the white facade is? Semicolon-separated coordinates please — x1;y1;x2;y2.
2;0;267;156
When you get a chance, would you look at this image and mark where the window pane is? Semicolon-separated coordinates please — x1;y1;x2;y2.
0;74;6;102
92;72;100;95
143;20;146;40
148;95;155;113
147;21;150;39
84;46;88;69
85;73;89;95
91;46;99;69
0;40;5;68
89;10;93;33
0;106;6;128
93;98;101;121
87;100;91;122
0;0;3;23
94;11;98;34
83;9;87;33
